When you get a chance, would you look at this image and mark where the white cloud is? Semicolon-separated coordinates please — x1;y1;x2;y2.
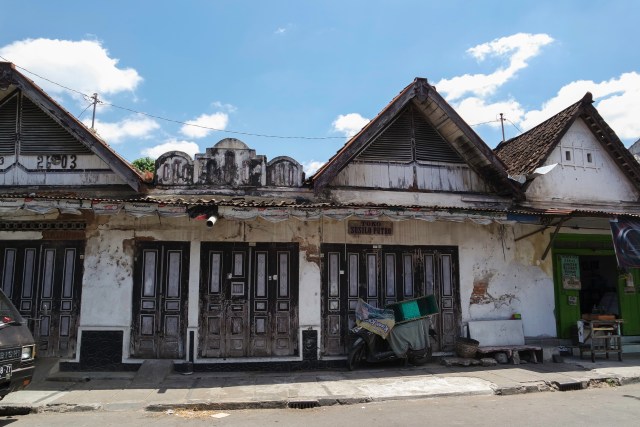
141;139;200;159
0;38;142;97
275;28;287;35
180;112;229;139
520;72;640;139
332;113;370;137
454;97;524;129
302;160;325;175
86;116;159;144
211;101;237;113
436;33;554;101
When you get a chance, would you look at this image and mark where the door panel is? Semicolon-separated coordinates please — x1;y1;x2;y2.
0;241;84;357
132;241;189;359
199;243;298;358
321;244;459;355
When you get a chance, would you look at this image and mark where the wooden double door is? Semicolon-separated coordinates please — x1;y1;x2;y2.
0;240;84;357
131;241;190;359
321;244;459;355
199;242;299;358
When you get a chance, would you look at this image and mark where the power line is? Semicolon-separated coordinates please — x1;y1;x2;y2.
1;55;91;98
505;118;522;134
470;119;500;127
0;56;525;140
100;100;345;140
0;56;346;140
77;102;94;120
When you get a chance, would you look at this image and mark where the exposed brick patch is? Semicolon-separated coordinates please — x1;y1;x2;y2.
470;280;489;304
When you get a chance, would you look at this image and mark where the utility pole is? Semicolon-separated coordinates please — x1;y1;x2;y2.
90;93;99;130
499;113;505;142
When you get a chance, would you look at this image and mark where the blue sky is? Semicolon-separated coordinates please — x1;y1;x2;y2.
1;1;639;174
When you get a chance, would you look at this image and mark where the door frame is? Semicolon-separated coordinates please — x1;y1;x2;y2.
198;242;299;358
131;241;190;359
0;240;84;357
320;243;460;355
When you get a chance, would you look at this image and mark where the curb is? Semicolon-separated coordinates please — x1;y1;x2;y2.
0;403;102;416
2;373;639;415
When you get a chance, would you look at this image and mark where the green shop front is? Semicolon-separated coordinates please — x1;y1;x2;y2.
553;233;640;340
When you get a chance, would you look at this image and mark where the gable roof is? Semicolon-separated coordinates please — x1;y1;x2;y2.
310;78;522;198
0;61;146;193
494;92;640;191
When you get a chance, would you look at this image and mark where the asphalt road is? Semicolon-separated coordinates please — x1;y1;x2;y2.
3;382;640;427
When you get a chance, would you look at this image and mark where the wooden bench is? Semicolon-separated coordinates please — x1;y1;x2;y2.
468;320;543;364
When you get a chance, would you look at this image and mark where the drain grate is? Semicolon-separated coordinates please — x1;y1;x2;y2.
555;381;583;391
288;400;320;409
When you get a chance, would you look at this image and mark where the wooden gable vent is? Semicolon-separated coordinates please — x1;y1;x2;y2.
357;106;464;164
20;96;91;155
0;92;91;156
0;94;18;155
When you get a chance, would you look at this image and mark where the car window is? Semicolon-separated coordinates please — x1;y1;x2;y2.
0;290;22;325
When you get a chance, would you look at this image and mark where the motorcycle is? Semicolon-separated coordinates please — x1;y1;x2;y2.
347;300;437;370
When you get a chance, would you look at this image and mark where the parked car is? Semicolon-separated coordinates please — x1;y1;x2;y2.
0;289;36;400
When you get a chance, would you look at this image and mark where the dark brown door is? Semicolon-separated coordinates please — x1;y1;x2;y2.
199;242;299;358
321;244;459;355
131;241;189;359
422;250;459;351
0;241;84;357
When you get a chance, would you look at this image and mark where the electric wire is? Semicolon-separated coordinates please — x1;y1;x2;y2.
0;56;345;140
1;56;520;138
505;118;522;134
470;119;500;127
77;102;94;120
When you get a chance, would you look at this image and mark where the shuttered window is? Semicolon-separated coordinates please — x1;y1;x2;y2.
357;111;413;162
20;97;90;154
356;106;464;164
0;94;18;155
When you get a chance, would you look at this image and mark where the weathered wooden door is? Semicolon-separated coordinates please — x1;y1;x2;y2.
199;242;299;358
0;241;84;357
422;250;459;352
131;241;189;359
321;244;459;355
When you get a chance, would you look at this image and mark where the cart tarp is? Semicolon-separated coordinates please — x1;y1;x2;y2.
387;317;429;357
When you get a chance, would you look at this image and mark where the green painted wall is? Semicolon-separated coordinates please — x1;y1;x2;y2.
552;234;640;338
617;270;640;335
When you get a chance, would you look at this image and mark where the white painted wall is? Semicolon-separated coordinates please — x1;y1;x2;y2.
80;228;135;327
526;119;639;203
78;213;324;360
320;217;558;338
0;205;560;364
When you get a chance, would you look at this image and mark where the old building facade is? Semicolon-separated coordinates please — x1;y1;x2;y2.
2;61;639;370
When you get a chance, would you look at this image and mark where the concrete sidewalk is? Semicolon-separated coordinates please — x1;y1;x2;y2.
2;355;640;415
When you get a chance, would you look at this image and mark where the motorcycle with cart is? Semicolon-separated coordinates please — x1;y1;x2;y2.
347;296;438;370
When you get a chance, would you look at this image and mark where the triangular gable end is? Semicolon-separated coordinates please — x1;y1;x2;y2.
312;78;521;198
494;93;640;194
525;118;640;204
0;62;145;192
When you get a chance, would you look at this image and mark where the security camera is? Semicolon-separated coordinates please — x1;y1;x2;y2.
206;215;218;227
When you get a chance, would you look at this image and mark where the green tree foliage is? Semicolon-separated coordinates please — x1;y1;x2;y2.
132;157;155;173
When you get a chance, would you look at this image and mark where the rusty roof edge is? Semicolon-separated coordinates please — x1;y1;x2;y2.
0;62;147;193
